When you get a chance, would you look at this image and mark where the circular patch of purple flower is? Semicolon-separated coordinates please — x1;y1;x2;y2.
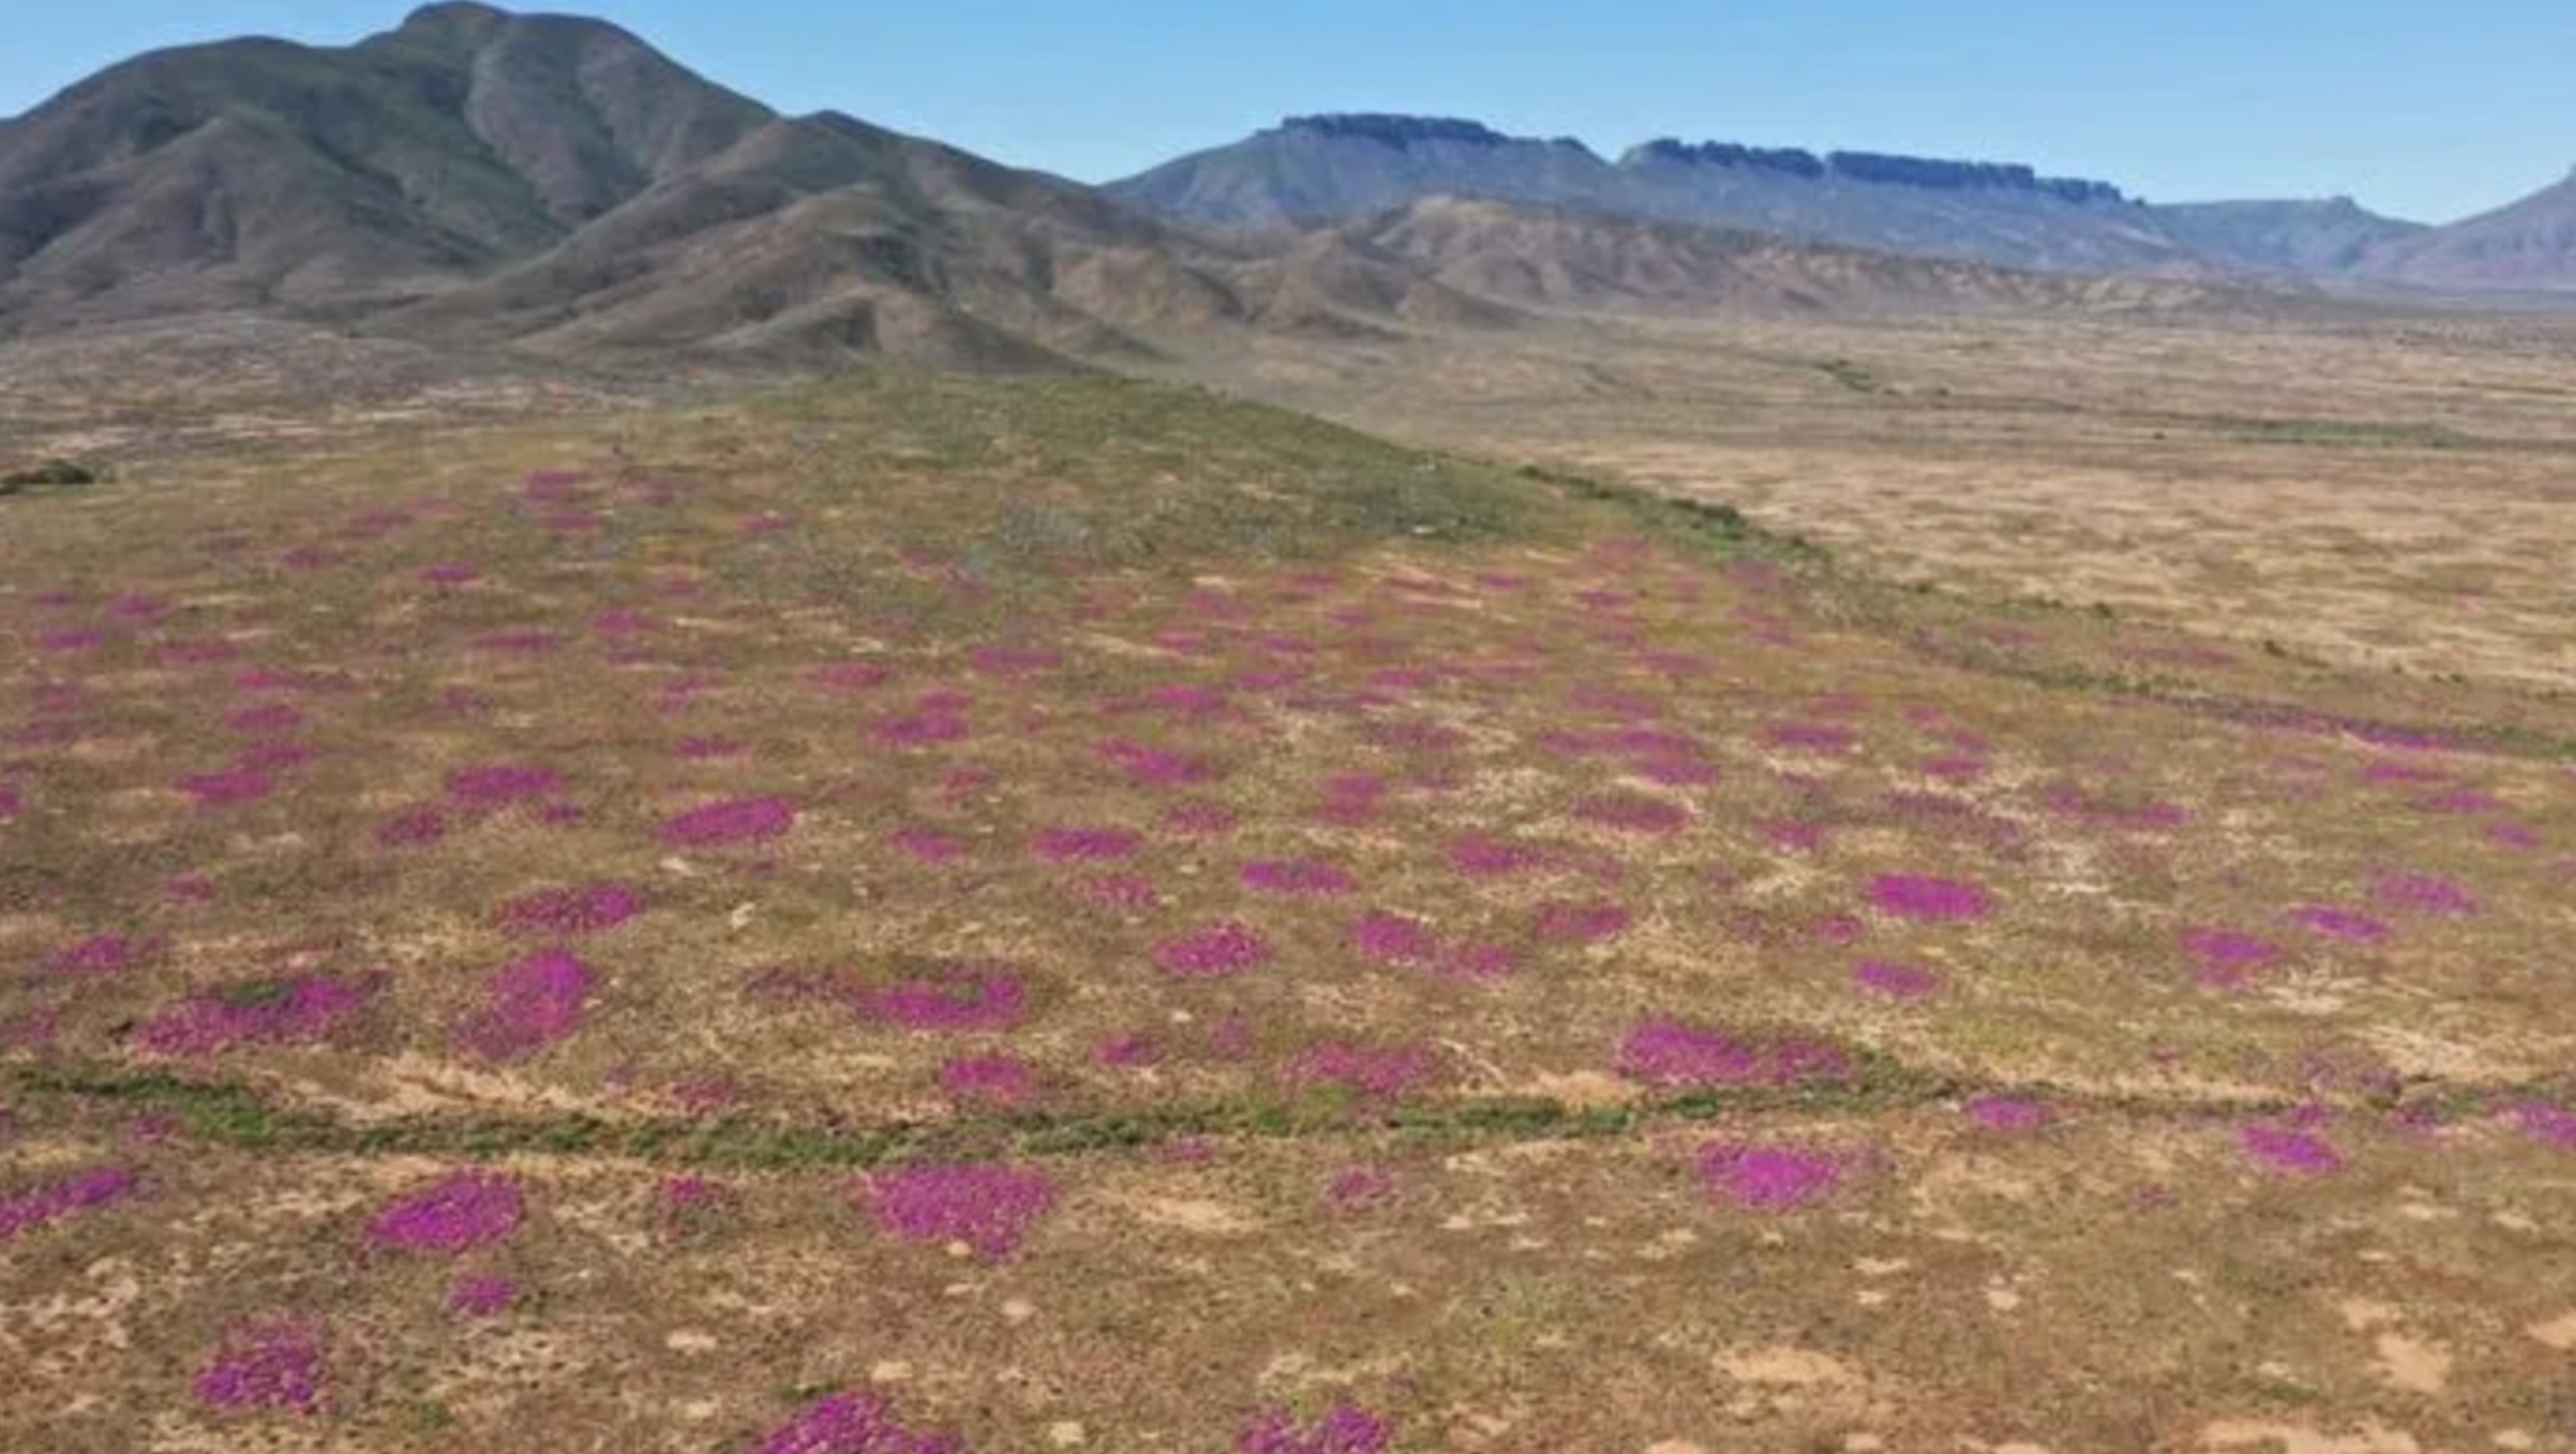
1618;1019;1852;1090
1853;961;1941;1000
2285;905;2390;944
1868;875;1994;922
939;1055;1039;1110
1283;1039;1434;1104
458;949;593;1062
753;1391;964;1454
448;1276;521;1319
2371;873;2477;918
2240;1124;2345;1176
366;1170;525;1255
858;1162;1059;1260
1034;827;1141;862
0;1165;136;1242
194;1319;326;1417
1963;1096;2054;1133
42;933;155;977
1153;916;1272;973
664;796;795;848
1696;1141;1846;1210
857;966;1027;1032
497;884;643;937
2182;929;2280;990
134;974;377;1058
1238;1402;1394;1454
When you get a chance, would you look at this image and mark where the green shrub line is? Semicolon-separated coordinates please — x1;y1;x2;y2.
8;1059;2533;1174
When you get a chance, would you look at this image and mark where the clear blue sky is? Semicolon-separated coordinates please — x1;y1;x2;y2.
3;0;2569;223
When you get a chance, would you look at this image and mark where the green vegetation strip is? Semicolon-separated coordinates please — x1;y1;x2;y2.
14;1060;2519;1173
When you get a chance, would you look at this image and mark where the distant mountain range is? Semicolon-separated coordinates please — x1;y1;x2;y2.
0;6;2569;367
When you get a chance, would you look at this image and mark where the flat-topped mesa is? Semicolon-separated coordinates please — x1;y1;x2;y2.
1280;114;1514;149
1825;150;2127;204
1626;137;2126;205
1624;139;1826;178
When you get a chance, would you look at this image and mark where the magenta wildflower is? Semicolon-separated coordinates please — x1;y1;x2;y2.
2182;929;2279;989
0;1166;137;1242
1572;793;1692;833
939;1056;1038;1110
497;884;643;937
2371;873;2477;918
2241;1124;2344;1176
664;796;795;848
1284;1040;1434;1103
1034;827;1141;862
1352;910;1436;966
2510;1104;2576;1150
182;767;275;807
2286;905;2390;944
1853;961;1941;1000
859;1162;1059;1260
1868;874;1994;922
1964;1096;2054;1133
448;1276;520;1319
375;805;451;848
367;1171;524;1254
458;950;592;1062
1618;1019;1850;1089
889;827;968;864
1324;1165;1399;1215
1448;835;1543;877
1154;922;1272;977
135;975;376;1057
1696;1142;1845;1210
43;933;154;977
1099;738;1212;788
1534;900;1631;945
195;1320;326;1417
1238;1403;1394;1454
858;967;1027;1032
753;1391;964;1454
447;765;564;809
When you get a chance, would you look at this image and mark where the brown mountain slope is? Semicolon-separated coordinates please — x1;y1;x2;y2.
1339;197;2230;316
2362;169;2576;292
0;5;775;334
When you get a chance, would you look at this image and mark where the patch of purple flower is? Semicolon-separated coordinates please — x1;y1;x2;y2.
664;796;795;848
2182;929;2280;989
1696;1142;1845;1210
1352;910;1436;966
877;712;971;748
1162;801;1238;836
1534;900;1632;945
0;781;18;822
0;1165;137;1242
367;1171;525;1254
858;966;1027;1032
458;950;592;1062
1238;1403;1394;1454
195;1319;326;1417
447;765;564;810
1099;738;1212;788
1155;922;1273;977
2510;1103;2576;1150
1324;1165;1399;1215
497;884;643;937
135;974;377;1057
1618;1019;1851;1089
1034;827;1140;862
753;1391;964;1454
1853;961;1942;1000
860;1162;1060;1260
448;1276;520;1319
1572;793;1692;834
182;766;276;808
1448;835;1543;877
2286;905;2391;944
2241;1124;2344;1176
43;933;155;977
1243;859;1357;896
2371;873;2477;918
1284;1040;1434;1103
939;1056;1039;1110
1868;874;1994;922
